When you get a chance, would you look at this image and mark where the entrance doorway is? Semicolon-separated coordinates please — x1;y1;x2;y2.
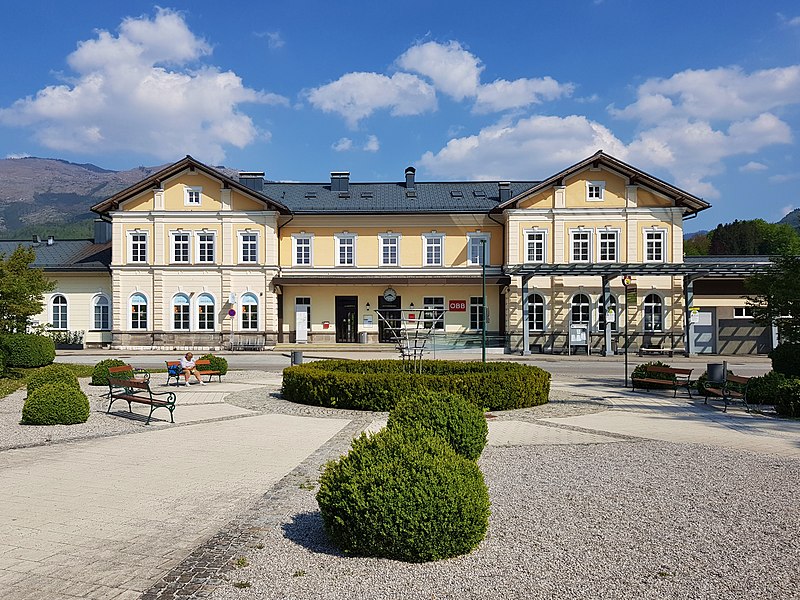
693;308;716;354
378;295;401;343
335;296;358;343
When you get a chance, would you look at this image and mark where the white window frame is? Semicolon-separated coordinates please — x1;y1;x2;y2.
643;228;667;263
171;230;191;264
597;229;620;263
570;228;592;263
469;296;485;331
292;234;313;266
570;293;592;326
527;293;546;332
643;293;664;332
524;229;548;263
196;230;216;264
51;294;68;330
92;294;110;331
295;297;312;329
196;293;216;331
734;306;754;319
422;296;445;331
184;186;202;206
334;233;357;267
422;233;445;267
172;293;191;331
586;180;605;202
127;230;148;264
129;292;149;331
602;295;619;332
467;233;491;266
240;293;259;330
378;233;400;267
238;231;259;264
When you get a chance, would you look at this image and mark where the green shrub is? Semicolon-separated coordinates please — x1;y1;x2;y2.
747;371;788;406
775;379;800;418
282;360;550;412
387;390;488;460
27;364;81;395
0;334;55;368
91;359;129;386
770;343;800;378
21;382;90;425
0;348;6;377
696;369;743;395
631;361;674;389
200;354;228;375
316;427;490;562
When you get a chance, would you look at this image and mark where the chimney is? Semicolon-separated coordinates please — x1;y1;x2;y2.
498;182;512;202
331;172;350;192
238;171;265;193
93;219;112;244
32;235;41;244
405;166;416;189
47;236;54;246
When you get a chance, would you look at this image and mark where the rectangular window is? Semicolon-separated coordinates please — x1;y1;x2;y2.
423;296;445;330
526;231;546;263
336;235;355;266
571;231;591;262
131;305;147;330
198;233;215;263
198;302;215;330
424;235;443;266
130;232;147;263
470;296;485;331
94;302;109;330
172;232;190;263
468;235;488;266
295;297;311;329
294;236;312;266
173;305;190;330
241;305;258;330
185;186;202;205
380;236;399;266
734;307;754;319
599;231;618;262
240;232;258;263
645;230;665;262
586;181;605;201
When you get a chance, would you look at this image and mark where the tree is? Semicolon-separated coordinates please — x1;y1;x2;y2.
746;253;800;344
705;219;800;256
0;246;56;333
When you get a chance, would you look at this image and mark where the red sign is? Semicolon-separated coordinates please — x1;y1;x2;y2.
449;300;467;312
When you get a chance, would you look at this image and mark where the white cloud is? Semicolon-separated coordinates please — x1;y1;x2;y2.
0;8;287;163
419;114;627;180
5;153;31;159
740;161;768;172
770;173;800;184
266;32;285;49
396;41;483;101
474;77;574;113
792;16;800;26
332;137;353;152
305;72;437;127
363;135;380;152
781;204;797;216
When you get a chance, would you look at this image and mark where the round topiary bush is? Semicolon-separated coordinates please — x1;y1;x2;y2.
200;354;228;375
0;334;55;368
91;359;128;386
283;360;550;412
770;343;800;378
387;390;488;460
775;378;800;418
21;382;90;425
317;427;490;562
747;371;788;406
27;364;81;395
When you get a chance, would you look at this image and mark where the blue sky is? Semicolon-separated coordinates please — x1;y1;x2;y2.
1;1;799;230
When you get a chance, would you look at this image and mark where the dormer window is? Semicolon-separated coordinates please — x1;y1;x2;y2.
185;186;202;206
586;181;605;202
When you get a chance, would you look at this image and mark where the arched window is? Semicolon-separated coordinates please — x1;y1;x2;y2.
644;294;663;332
130;293;148;330
172;294;190;330
527;293;545;332
241;293;258;330
51;295;68;330
571;293;591;325
197;293;215;330
93;295;110;330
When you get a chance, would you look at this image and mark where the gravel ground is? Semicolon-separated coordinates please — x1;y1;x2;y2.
211;441;800;600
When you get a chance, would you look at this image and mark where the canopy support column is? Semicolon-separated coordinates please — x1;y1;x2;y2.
601;275;616;356
522;275;531;356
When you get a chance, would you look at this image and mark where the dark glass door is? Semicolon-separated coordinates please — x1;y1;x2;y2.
335;296;358;343
378;295;401;343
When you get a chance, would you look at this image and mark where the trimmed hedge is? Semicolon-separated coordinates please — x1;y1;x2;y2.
0;334;55;368
775;379;800;418
27;364;81;395
200;354;228;375
388;390;488;460
770;343;800;378
21;382;90;425
317;427;490;562
91;359;129;386
282;360;550;412
747;371;788;406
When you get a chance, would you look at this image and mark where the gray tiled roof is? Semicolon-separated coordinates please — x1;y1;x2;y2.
0;240;111;271
262;181;539;213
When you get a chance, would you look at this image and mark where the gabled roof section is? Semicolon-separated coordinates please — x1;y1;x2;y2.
492;150;711;215
91;155;290;215
0;240;111;272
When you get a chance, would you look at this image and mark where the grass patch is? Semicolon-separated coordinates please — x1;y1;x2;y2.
234;556;249;568
0;363;94;400
232;581;251;589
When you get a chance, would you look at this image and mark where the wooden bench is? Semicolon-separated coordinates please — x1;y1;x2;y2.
703;374;751;413
632;366;693;398
108;364;150;383
107;378;177;424
165;359;223;386
638;347;685;358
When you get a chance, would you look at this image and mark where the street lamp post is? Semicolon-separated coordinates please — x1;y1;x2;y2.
481;238;487;363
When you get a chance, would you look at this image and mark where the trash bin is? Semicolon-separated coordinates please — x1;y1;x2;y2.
707;362;725;383
359;331;368;344
291;351;303;365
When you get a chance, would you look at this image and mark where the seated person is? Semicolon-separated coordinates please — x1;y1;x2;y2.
179;352;206;386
